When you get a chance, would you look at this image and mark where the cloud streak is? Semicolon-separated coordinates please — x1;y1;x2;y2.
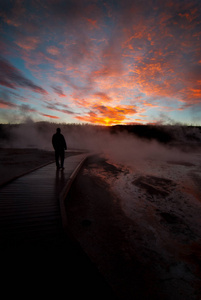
51;85;66;97
0;57;48;95
0;98;60;121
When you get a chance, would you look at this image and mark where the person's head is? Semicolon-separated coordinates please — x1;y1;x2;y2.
56;128;61;134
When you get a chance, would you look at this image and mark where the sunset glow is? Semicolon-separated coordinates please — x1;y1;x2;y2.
0;0;201;125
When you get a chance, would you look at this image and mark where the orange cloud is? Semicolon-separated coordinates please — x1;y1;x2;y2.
46;46;60;56
15;36;40;51
0;102;12;109
86;18;98;28
178;8;198;23
178;86;201;110
189;88;201;98
142;102;159;109
72;96;91;108
93;92;112;103
0;0;25;27
76;104;137;125
41;114;60;119
4;18;20;27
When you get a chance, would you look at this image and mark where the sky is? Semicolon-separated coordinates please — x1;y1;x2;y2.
0;0;201;126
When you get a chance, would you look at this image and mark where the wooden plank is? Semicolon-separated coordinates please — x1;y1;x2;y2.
0;153;88;250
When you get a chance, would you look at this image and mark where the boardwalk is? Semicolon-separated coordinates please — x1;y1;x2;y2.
0;153;88;250
0;152;117;299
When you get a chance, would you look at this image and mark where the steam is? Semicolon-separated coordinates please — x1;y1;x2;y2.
1;121;200;168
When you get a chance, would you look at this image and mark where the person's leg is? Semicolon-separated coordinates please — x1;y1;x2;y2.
55;150;60;168
60;150;65;169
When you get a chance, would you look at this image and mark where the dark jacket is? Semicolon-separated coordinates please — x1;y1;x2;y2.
52;133;67;151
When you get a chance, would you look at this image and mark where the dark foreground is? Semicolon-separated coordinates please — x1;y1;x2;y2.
66;154;201;300
66;156;154;300
1;149;201;299
1;238;117;299
0;151;117;300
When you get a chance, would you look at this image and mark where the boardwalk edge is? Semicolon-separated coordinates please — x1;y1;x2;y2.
59;154;88;231
0;161;55;188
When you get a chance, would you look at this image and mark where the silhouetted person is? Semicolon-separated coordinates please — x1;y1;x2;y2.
52;128;67;170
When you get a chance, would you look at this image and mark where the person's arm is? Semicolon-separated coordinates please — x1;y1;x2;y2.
52;135;56;150
63;137;67;150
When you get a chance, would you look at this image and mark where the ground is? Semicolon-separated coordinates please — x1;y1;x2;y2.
1;147;201;299
66;153;201;300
